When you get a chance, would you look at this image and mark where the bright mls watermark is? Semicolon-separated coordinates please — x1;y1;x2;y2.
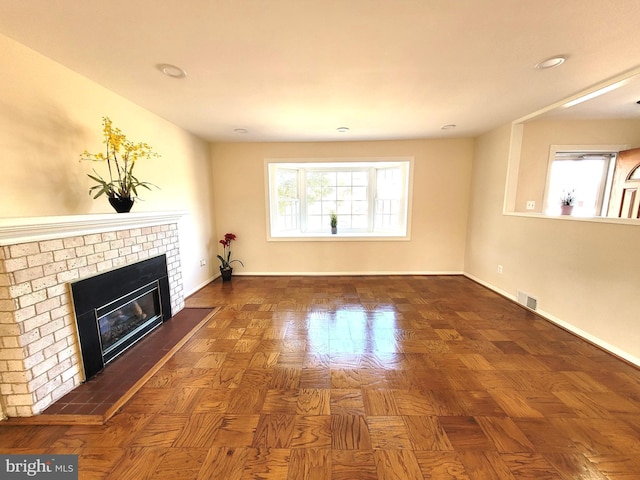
0;455;78;479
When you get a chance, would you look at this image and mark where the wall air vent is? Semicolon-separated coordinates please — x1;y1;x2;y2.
517;290;538;311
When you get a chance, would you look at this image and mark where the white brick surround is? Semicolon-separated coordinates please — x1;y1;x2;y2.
0;212;186;418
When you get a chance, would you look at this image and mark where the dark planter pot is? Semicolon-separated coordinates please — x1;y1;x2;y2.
220;267;233;282
108;196;134;213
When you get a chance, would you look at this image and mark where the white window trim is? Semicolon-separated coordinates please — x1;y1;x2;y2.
264;157;414;241
543;145;625;216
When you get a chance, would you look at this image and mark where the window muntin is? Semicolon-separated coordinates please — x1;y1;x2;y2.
375;167;404;232
268;160;410;238
275;168;299;231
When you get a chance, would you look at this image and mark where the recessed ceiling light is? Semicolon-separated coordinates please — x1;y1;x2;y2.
535;56;566;70
336;127;350;133
234;128;248;134
156;63;187;78
441;124;456;130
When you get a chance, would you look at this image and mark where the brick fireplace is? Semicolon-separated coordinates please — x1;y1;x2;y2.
0;212;186;418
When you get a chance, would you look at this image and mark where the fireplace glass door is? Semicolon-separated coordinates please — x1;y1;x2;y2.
96;281;163;364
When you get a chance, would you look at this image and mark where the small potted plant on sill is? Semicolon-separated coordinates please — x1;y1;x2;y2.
81;117;158;213
330;213;338;234
217;233;244;282
560;189;575;215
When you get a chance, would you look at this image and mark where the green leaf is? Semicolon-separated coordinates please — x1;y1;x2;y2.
87;174;107;185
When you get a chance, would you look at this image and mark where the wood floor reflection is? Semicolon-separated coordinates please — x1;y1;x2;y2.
2;275;640;479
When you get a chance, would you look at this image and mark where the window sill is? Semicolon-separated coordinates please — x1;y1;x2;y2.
268;232;410;242
503;211;640;226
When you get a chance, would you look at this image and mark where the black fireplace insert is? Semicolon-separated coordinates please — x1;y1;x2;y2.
71;255;172;380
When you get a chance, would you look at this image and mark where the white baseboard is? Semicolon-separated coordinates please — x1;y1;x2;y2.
231;270;463;276
184;275;217;297
464;273;640;368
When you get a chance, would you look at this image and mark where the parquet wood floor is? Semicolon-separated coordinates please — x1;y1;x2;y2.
2;275;640;479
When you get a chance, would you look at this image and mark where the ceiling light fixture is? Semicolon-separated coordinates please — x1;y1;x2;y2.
441;124;456;130
534;56;566;70
156;63;187;78
234;128;248;134
336;127;350;133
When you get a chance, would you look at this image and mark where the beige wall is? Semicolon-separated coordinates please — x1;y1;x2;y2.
466;124;640;363
515;118;640;212
210;139;473;274
0;34;216;294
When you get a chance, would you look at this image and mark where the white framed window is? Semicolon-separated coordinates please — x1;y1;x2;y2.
544;146;618;216
267;159;412;239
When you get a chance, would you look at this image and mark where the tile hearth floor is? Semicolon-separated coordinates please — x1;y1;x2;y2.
39;307;216;420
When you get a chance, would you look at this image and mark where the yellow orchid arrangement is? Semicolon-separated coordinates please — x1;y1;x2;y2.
81;117;158;200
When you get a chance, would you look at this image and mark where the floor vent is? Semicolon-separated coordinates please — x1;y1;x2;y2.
517;290;538;311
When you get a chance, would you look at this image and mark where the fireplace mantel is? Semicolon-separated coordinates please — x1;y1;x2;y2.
0;211;188;246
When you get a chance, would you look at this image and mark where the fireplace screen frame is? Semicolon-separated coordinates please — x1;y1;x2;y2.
71;255;172;380
97;280;163;364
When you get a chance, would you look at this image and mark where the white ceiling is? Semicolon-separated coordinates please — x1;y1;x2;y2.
1;0;639;142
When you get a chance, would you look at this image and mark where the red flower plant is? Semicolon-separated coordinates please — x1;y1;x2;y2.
217;233;244;270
